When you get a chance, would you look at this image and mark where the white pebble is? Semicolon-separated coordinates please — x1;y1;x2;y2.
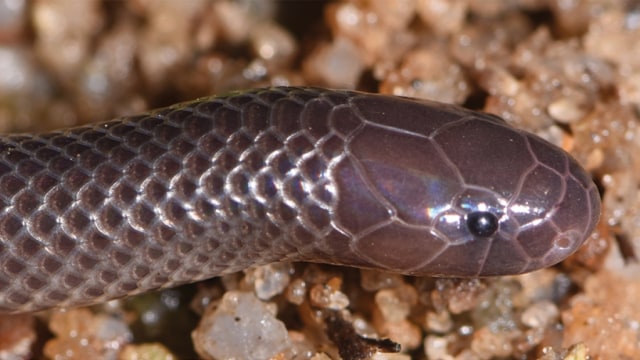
192;291;292;360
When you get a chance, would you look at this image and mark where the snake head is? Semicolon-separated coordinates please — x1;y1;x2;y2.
330;94;600;277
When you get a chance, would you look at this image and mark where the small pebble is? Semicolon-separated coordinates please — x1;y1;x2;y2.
360;270;405;292
192;291;292;360
309;281;350;310
119;343;176;360
303;36;365;88
245;263;293;300
425;310;453;333
0;314;36;359
416;0;467;35
520;300;559;329
286;278;307;305
44;308;132;360
374;285;417;322
470;326;516;359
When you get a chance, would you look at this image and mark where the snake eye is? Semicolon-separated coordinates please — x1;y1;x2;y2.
466;211;499;237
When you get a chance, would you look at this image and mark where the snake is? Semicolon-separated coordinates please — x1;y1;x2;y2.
0;87;600;312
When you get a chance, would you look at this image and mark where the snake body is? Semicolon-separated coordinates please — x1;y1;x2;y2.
0;87;600;312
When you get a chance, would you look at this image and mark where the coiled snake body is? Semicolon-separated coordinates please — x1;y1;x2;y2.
0;87;600;312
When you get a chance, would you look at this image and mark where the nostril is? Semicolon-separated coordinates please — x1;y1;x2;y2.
553;232;581;251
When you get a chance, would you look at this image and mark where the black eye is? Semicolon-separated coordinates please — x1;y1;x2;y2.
466;211;499;237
